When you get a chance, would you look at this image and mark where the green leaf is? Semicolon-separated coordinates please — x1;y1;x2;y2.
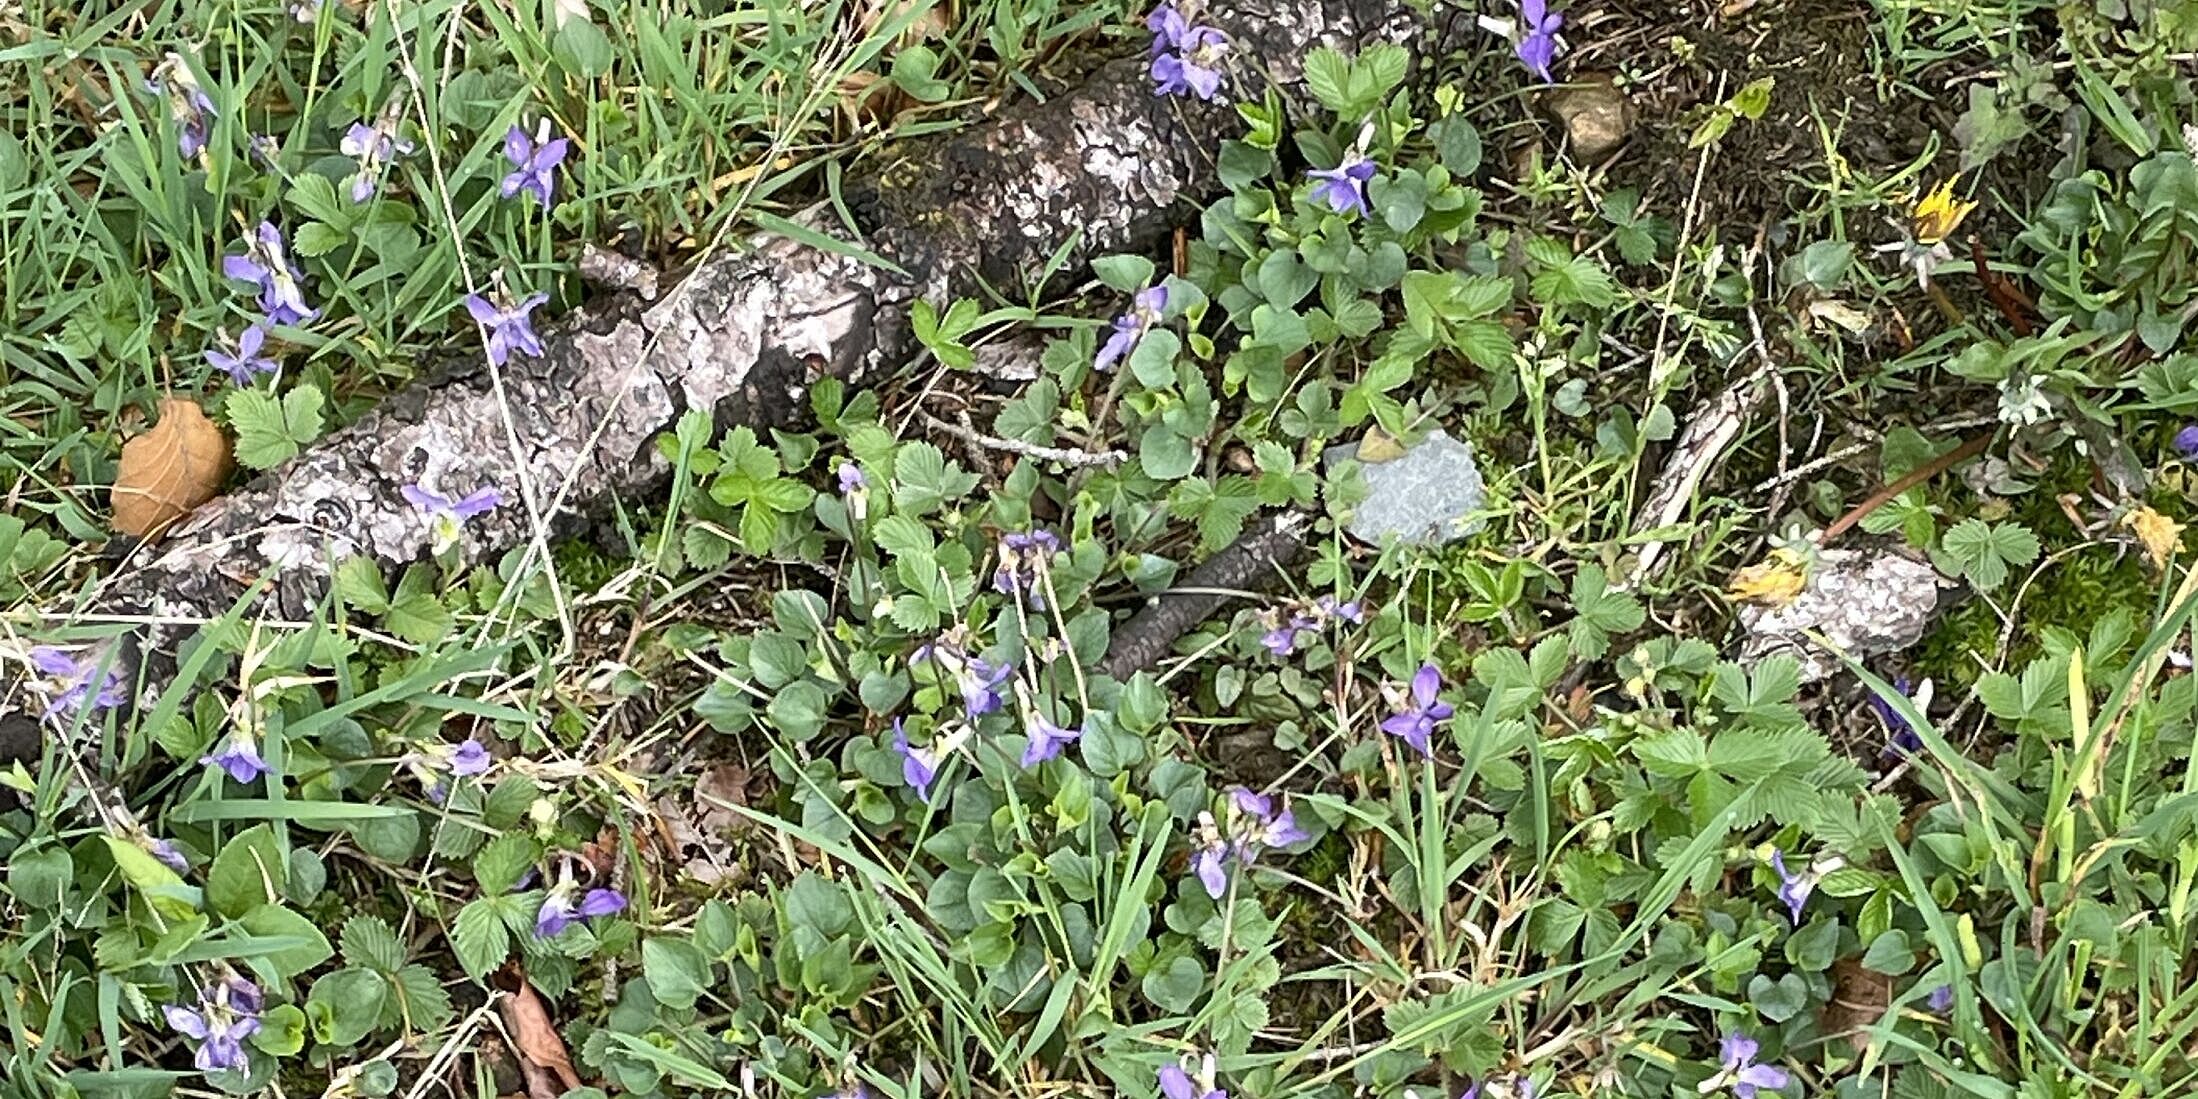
307;968;389;1047
1255;251;1318;309
554;18;616;77
472;834;541;895
228;385;326;470
1940;518;2039;590
340;915;407;973
391;964;454;1030
1633;729;1708;778
1141;953;1205;1013
889;44;950;102
1302;48;1352;113
1092;254;1156;293
253;1003;308;1056
642;936;714;1010
1139;427;1198;481
892;441;978;515
1129;328;1182;390
1357;43;1409;103
1862;929;1917;974
238;904;335;978
452;898;511;983
286;173;350;228
206;823;288;919
8;844;71;908
1436;115;1482;175
1747;972;1809;1022
291;221;347;257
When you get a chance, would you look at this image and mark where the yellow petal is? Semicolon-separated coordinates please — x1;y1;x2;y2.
2126;506;2186;569
1727;547;1810;607
1912;178;1978;245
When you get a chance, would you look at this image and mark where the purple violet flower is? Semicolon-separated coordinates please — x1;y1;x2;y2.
1148;5;1229;100
448;738;491;776
960;656;1012;719
1020;711;1082;767
201;730;269;784
1230;787;1309;850
501;123;572;208
148;56;217;159
1460;1076;1536;1099
1147;4;1188;52
1871;676;1924;758
1192;787;1308;897
1259;595;1364;658
838;462;869;522
1771;848;1844;924
205;324;279;385
891;718;943;803
221;222;316;326
1308;153;1377;217
340;119;416;202
1514;0;1564;82
1191;840;1231;898
994;529;1064;609
2176;425;2198;460
403;483;502;554
1096;285;1169;372
1158;1054;1227;1099
27;645;125;724
147;836;190;872
1704;1032;1790;1099
461;290;549;367
163;978;262;1074
1379;664;1453;758
1316;595;1363;623
1927;984;1954;1013
1152;29;1229;100
536;883;626;937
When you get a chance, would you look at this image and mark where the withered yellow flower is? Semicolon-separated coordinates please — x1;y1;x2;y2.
1726;547;1810;607
2125;506;2186;569
1912;178;1978;246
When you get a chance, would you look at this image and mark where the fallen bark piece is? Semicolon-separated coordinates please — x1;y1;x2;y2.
1100;511;1311;681
9;0;1432;726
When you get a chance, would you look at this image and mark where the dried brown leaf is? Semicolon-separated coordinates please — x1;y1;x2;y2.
112;397;232;539
499;975;582;1094
1821;957;1894;1054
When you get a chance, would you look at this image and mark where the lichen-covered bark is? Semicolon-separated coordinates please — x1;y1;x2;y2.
7;0;1432;727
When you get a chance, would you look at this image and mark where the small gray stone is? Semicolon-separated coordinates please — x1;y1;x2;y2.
1323;428;1487;546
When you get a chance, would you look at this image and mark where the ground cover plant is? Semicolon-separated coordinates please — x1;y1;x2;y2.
5;0;2198;1096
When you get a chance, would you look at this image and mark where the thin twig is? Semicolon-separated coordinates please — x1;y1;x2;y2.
919;410;1128;468
1819;434;1992;545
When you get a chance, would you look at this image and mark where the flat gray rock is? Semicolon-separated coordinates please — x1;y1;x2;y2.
1324;428;1486;546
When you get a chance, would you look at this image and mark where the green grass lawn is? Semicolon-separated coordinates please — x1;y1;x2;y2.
5;0;2198;1096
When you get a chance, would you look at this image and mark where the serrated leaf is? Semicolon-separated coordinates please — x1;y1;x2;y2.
472;834;541;895
390;964;453;1031
340;915;408;973
452;898;511;983
291;221;347;257
228;385;326;470
1633;729;1708;778
1302;48;1352;113
871;513;935;558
